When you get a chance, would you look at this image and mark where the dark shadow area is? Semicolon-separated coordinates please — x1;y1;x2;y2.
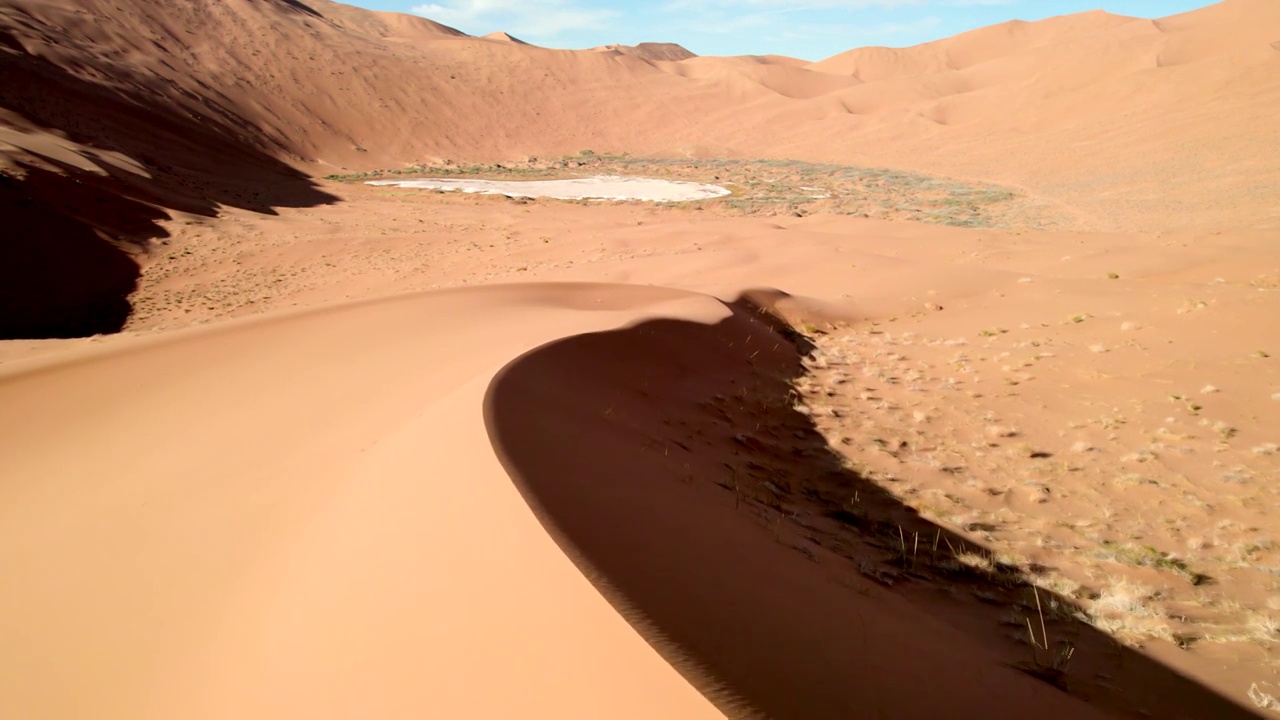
0;25;337;338
484;291;1262;719
0;168;154;338
277;0;324;19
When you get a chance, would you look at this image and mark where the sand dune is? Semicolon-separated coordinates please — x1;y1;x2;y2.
0;284;729;720
593;41;696;62
486;292;1112;719
3;0;1278;234
809;10;1145;78
489;290;1272;720
659;55;862;99
3;198;1274;716
3;0;1280;717
484;30;530;45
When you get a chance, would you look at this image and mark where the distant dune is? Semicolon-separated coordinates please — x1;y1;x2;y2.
484;30;530;45
593;41;697;62
2;0;1277;234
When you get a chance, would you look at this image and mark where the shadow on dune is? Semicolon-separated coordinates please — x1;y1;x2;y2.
0;27;337;338
277;0;324;18
0;168;157;338
484;291;1261;719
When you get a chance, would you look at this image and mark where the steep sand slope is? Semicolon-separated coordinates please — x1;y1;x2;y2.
484;30;531;45
657;55;862;99
809;10;1145;78
0;0;749;170
0;284;726;720
0;0;749;337
795;1;1280;230
3;200;1275;716
2;0;1278;234
0;277;1157;720
0;281;1129;720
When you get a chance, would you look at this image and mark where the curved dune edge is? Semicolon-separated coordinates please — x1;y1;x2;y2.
0;279;1269;719
0;282;732;720
483;292;1109;719
483;293;1263;720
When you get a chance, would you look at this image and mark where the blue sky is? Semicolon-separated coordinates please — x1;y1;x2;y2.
345;0;1213;61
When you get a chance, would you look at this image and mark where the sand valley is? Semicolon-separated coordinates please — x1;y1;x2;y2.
1;0;1278;718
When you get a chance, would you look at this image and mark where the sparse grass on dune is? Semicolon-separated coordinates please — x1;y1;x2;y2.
647;305;1271;716
331;153;1065;230
782;304;1280;712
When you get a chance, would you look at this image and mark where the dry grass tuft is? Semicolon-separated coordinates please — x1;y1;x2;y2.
1250;683;1280;713
1085;579;1173;644
1098;542;1207;585
985;425;1020;439
1253;443;1279;456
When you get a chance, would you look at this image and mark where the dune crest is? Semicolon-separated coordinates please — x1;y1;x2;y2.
0;283;730;720
593;41;697;62
484;30;530;45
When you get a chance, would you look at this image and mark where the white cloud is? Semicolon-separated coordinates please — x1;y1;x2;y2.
411;0;618;38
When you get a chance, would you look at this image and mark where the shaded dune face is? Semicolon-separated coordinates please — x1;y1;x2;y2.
484;294;1261;720
0;24;336;339
0;168;148;338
